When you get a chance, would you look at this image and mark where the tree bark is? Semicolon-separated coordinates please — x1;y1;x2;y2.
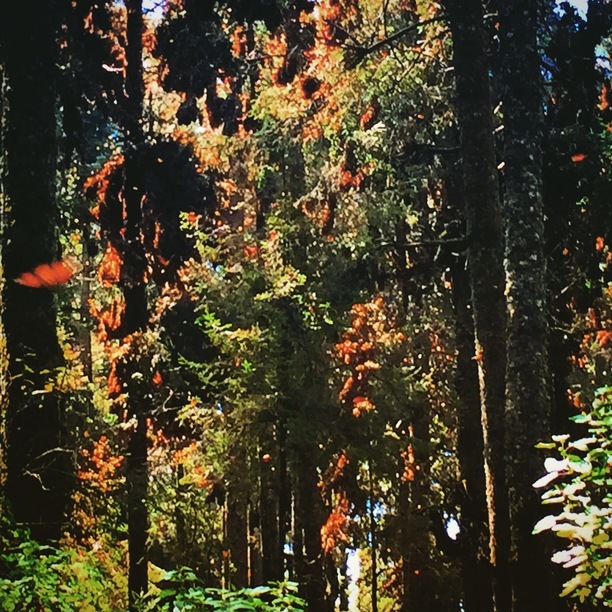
447;168;494;612
227;491;249;587
127;412;148;606
122;1;149;607
248;501;264;586
2;0;73;542
278;421;290;579
369;461;378;612
499;1;556;609
401;419;433;611
442;1;511;609
0;60;7;497
295;461;329;611
260;428;283;583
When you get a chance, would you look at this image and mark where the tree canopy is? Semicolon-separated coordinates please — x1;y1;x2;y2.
0;1;611;610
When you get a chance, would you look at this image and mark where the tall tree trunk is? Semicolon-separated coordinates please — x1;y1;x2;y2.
278;421;290;578
80;219;94;382
442;1;511;609
127;411;148;607
175;464;188;565
369;460;378;612
259;421;290;583
544;0;612;432
260;430;282;583
499;2;555;609
452;256;495;611
0;51;8;502
447;169;494;612
248;501;264;586
226;439;249;587
122;150;149;607
122;0;149;607
295;461;328;611
227;492;249;587
2;0;73;542
401;410;435;611
225;440;249;589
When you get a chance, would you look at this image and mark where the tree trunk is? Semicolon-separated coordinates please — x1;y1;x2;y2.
122;1;149;607
225;438;249;587
401;411;435;611
227;491;249;587
369;461;378;612
543;0;612;432
295;461;328;611
260;432;282;583
127;412;148;606
259;421;291;583
175;464;188;565
442;1;511;609
447;169;494;612
0;61;6;495
2;0;73;542
278;422;290;578
248;501;264;586
498;2;556;609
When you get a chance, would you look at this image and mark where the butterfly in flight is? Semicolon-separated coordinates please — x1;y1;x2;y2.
13;260;77;289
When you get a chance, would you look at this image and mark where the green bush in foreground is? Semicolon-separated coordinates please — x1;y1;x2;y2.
534;386;612;607
140;567;305;611
0;520;127;611
0;522;304;611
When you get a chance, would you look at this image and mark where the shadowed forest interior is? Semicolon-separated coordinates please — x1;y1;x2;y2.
0;0;611;610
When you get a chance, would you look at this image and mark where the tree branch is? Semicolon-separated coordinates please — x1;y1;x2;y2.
378;236;468;250
343;16;446;67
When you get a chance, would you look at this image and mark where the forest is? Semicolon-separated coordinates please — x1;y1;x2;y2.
0;0;611;610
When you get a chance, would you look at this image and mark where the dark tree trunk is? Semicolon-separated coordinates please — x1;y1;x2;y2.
122;147;149;610
260;435;282;583
227;491;249;587
260;419;291;582
369;461;378;612
127;412;148;606
543;0;612;432
175;464;188;565
121;1;149;607
278;422;290;578
452;257;495;612
498;2;556;609
291;491;302;583
2;0;73;542
225;440;249;589
447;169;494;612
259;421;290;583
400;409;435;611
442;1;511;609
248;501;264;586
0;62;7;491
225;439;249;588
79;219;94;382
295;462;328;611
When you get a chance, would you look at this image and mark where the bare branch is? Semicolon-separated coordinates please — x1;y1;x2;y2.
343;16;446;68
378;236;469;250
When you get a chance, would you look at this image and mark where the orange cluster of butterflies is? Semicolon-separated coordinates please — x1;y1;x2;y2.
13;260;76;289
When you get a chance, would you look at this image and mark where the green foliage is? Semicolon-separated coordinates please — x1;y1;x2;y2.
140;569;305;611
534;387;612;606
0;520;127;611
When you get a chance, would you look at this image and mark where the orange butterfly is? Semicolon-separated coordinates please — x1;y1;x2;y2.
14;260;76;288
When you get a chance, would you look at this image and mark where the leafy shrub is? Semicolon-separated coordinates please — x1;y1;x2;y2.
139;567;305;611
0;520;127;611
534;386;612;607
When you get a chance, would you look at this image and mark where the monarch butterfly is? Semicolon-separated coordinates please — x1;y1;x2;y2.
14;260;76;288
